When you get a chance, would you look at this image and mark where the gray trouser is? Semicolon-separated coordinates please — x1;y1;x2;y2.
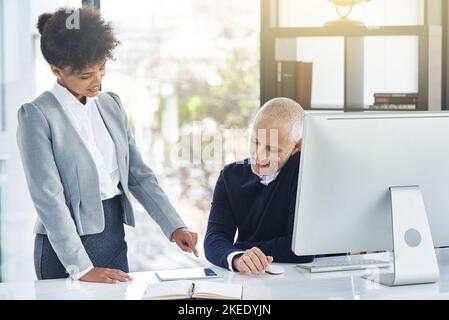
34;195;129;280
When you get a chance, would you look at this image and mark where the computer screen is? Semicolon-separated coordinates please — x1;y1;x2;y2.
292;112;449;256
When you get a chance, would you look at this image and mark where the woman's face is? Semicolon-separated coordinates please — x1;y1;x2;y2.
51;60;106;102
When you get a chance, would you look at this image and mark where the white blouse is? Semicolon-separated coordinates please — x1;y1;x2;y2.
50;81;122;201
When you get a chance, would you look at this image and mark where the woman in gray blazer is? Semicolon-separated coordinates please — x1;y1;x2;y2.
17;6;198;283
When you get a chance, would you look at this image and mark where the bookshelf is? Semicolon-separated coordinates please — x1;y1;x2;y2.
261;25;443;112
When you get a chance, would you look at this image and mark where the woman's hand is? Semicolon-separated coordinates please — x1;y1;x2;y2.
80;267;133;284
172;228;199;257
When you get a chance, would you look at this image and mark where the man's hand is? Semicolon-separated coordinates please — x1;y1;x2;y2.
172;228;199;257
80;267;133;284
232;247;273;273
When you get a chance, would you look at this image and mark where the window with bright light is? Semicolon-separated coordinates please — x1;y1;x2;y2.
101;0;260;271
0;160;5;281
0;0;4;132
32;0;81;95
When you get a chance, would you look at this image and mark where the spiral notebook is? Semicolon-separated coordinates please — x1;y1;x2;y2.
142;280;243;300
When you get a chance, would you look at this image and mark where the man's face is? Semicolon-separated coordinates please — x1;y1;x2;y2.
250;117;299;176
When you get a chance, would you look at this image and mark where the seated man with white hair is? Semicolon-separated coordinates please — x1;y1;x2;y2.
204;98;314;273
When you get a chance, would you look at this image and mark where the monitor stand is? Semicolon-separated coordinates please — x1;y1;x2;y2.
364;186;439;286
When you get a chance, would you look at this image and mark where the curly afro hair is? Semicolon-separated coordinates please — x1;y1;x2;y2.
37;5;119;72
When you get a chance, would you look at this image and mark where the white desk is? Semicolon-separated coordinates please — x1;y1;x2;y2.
2;248;449;300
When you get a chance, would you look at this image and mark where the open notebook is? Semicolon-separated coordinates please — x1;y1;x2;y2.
142;280;243;300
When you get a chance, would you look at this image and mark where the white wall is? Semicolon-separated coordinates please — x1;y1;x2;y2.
296;37;345;107
0;0;81;282
1;0;37;282
364;36;419;104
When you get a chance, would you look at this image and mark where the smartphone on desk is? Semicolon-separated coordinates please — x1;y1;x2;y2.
155;267;221;281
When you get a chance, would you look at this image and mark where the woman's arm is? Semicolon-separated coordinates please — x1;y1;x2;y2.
107;92;187;241
16;103;92;277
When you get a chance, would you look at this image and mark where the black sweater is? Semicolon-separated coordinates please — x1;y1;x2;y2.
204;153;314;269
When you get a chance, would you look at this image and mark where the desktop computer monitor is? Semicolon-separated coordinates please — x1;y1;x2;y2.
292;112;449;286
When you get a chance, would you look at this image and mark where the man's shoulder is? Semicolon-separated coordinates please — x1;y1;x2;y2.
222;158;251;175
218;158;257;193
219;158;256;184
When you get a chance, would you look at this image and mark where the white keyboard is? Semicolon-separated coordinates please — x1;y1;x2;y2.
296;258;391;273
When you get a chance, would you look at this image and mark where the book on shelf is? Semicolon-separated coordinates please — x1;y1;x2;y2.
371;92;418;110
296;61;313;108
142;280;243;300
374;92;418;98
276;60;313;108
370;104;417;110
276;61;296;100
375;97;418;104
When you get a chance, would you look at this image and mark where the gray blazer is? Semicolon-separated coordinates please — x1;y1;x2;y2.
17;91;186;274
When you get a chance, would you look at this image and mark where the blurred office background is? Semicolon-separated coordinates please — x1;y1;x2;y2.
0;0;260;281
1;0;448;281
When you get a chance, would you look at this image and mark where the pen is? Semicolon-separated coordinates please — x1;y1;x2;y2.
188;282;195;299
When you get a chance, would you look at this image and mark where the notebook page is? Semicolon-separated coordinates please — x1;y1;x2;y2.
195;282;242;300
143;280;192;300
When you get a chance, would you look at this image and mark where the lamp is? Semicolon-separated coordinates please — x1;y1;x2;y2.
325;0;370;27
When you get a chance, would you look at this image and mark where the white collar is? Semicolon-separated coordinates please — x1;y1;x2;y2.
249;158;281;186
259;171;280;186
50;81;97;108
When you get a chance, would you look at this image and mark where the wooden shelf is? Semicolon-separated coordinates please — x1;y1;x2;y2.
267;25;438;38
303;105;419;112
